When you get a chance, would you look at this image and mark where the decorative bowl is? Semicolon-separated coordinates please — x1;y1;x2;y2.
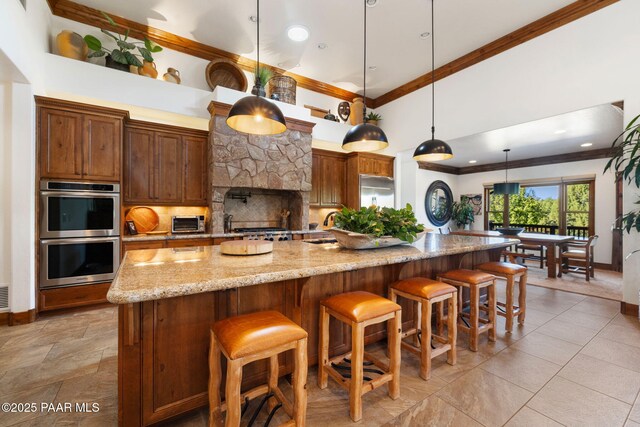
495;227;525;236
309;222;319;230
329;228;427;250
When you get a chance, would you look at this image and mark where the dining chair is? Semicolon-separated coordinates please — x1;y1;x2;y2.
557;235;599;282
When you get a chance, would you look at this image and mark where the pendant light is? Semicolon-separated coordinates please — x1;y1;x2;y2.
226;0;287;135
413;0;452;162
493;149;521;195
342;0;389;152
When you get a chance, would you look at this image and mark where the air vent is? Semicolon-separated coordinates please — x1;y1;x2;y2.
0;286;8;310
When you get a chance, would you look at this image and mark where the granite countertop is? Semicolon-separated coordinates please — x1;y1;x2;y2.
121;229;331;242
108;234;518;304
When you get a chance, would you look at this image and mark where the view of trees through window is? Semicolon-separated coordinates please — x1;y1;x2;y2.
487;182;591;234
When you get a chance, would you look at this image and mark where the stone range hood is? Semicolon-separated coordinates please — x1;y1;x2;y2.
207;101;316;233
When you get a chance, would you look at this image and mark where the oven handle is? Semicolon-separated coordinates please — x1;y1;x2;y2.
41;236;120;245
40;190;121;198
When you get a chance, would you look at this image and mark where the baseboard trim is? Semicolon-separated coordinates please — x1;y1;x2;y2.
8;309;37;326
0;312;8;326
621;302;639;317
594;262;614;271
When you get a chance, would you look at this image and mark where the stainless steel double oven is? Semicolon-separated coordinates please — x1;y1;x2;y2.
39;180;120;289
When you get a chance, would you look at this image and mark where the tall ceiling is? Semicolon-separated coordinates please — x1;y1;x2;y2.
69;0;576;98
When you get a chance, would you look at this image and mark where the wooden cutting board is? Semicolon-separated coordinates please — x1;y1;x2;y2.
125;207;160;233
220;240;273;256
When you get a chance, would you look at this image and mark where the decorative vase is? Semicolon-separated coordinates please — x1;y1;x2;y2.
324;110;337;121
251;84;266;97
163;67;181;84
129;65;139;75
350;97;364;125
56;30;88;61
367;119;378;126
105;55;130;72
138;61;158;78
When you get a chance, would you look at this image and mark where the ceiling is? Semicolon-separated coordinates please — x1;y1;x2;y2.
442;103;623;168
68;0;576;98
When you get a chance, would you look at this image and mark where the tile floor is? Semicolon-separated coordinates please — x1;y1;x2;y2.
0;283;639;427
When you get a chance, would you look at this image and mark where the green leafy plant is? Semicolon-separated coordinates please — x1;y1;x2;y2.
451;200;475;228
83;11;163;67
256;66;273;87
333;204;425;242
604;113;640;257
365;111;382;122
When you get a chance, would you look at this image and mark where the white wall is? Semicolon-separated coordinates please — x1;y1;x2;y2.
0;83;9;292
378;0;640;306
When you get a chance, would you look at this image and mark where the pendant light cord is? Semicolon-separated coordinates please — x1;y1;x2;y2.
256;0;260;86
430;0;435;140
505;150;509;183
362;0;367;117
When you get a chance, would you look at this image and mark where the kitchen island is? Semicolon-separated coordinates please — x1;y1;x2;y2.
108;233;516;426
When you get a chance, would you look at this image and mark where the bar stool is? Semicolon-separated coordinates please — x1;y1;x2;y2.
437;269;496;352
209;311;308;427
389;278;457;380
476;261;528;332
318;291;401;422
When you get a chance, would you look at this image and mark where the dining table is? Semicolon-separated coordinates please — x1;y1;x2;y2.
450;229;575;278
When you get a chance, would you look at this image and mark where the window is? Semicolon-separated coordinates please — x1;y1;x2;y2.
484;179;594;237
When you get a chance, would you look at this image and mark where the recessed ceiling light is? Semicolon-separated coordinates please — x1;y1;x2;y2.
468;160;477;164
249;15;258;23
366;0;378;7
368;65;377;71
287;25;309;42
317;43;328;50
295;63;301;68
420;32;431;39
277;62;285;68
581;142;593;147
554;129;567;134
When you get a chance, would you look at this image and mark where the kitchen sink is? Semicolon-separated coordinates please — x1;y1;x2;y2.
303;238;338;245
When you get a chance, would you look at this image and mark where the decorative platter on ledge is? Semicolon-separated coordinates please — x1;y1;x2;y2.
329;228;428;250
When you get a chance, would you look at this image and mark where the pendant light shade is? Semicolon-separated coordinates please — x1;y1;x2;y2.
226;0;286;135
343;123;389;152
413;0;452;162
226;95;287;135
342;0;388;152
493;149;520;195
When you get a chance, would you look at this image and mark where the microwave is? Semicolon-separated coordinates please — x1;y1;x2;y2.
171;215;206;234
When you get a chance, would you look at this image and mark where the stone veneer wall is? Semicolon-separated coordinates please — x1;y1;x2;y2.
209;114;312;233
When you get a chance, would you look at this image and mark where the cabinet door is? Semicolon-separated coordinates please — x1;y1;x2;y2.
123;240;165;252
39;108;84;179
309;154;321;206
124;128;155;203
332;157;347;207
358;156;374;175
182;136;207;205
155;133;183;203
83;114;122;181
379;158;394;177
320;156;334;207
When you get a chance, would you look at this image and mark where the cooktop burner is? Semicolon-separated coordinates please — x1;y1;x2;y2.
233;227;287;233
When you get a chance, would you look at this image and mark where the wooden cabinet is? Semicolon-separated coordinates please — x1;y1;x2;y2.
37;98;126;182
346;152;395;209
123;237;237;252
310;149;347;208
124;121;208;206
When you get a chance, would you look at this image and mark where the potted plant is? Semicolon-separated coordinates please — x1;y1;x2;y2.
605;113;640;258
365;111;382;126
83;11;163;73
252;66;273;96
331;204;426;249
451;200;475;230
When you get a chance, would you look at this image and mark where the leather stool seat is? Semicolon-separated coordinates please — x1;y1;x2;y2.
391;278;456;299
476;261;527;275
213;311;307;359
438;269;495;285
321;291;401;323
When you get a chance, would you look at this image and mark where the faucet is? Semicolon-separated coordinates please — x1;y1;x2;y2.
224;214;233;233
323;211;340;227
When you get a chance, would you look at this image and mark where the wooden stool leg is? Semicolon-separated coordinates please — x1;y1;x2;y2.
420;300;432;380
293;337;308;427
413;300;421;347
208;331;223;427
388;310;401;398
318;305;329;389
505;275;515;333
436;301;444;336
447;293;457;366
488;282;497;342
225;359;243;427
518;272;527;325
469;285;479;352
350;322;364;422
268;354;279;411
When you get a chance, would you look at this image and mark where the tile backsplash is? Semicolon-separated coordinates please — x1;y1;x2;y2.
224;190;296;230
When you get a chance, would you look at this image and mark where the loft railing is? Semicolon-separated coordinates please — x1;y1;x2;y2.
489;222;590;238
